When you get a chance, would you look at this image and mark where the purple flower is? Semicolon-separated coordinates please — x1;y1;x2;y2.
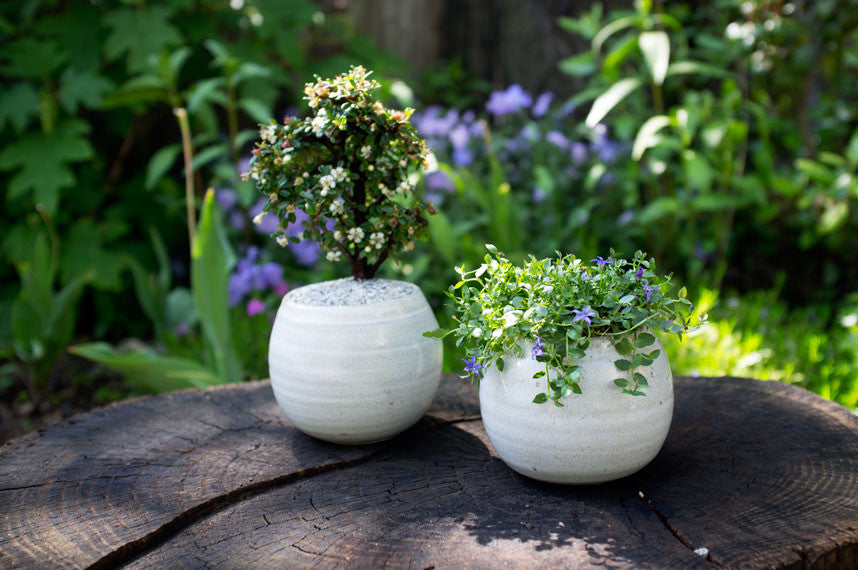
486;84;533;117
246;299;265;317
237;156;251;177
531;337;545;359
571;305;598;325
642;279;654;302
424;171;456;193
617;209;634;226
452;146;473;166
532;186;547;203
635;267;644;281
462;355;483;375
590;256;615;270
290;240;320;267
229;210;247;231
175;322;188;336
592;124;622;164
260;262;284;288
531;91;554;118
545;130;569;150
449;123;470;149
412;106;459;138
274;282;288;296
215;188;239;211
249;198;279;234
570;142;588;165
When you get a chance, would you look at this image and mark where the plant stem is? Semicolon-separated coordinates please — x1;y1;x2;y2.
174;107;197;253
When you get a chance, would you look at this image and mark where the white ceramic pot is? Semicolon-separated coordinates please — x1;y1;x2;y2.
480;335;673;484
268;279;442;444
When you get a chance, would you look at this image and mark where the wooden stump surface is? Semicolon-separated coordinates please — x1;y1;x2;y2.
1;375;857;569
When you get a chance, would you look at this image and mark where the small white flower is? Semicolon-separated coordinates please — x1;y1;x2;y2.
269;193;278;202
367;164;374;171
333;230;343;240
320;174;336;189
373;101;384;114
276;235;288;247
379;183;394;198
397;181;410;194
347;227;365;242
404;241;415;251
326;250;342;262
286;204;296;213
369;232;385;249
311;108;329;136
360;145;372;159
364;245;372;253
472;328;482;338
399;159;407;168
329;199;345;215
252;213;264;226
294;177;304;186
332;166;347;182
251;171;260;181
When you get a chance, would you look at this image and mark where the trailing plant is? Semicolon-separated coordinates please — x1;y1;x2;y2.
429;245;701;406
246;65;434;280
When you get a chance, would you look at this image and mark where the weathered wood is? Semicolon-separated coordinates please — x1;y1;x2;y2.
1;376;857;569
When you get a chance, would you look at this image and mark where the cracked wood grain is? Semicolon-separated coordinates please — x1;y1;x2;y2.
1;376;857;569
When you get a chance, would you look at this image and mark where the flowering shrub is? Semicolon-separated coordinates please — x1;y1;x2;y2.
430;246;702;406
246;66;434;280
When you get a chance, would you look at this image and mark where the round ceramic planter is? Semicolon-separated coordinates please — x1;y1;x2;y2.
268;280;443;445
480;335;673;484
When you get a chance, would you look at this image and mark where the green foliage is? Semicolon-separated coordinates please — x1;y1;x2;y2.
249;66;433;279
437;247;699;405
0;0;399;397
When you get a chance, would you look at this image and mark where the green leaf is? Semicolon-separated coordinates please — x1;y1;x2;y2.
238;98;272;123
638;31;670;85
619;294;636;305
646;349;661;360
567;346;586;359
1;38;67;79
558;52;597;76
615;338;634;355
614;358;632;371
795;158;834;184
496;357;505;371
69;342;221;392
533;370;546;379
60;221;124;291
683;150;714;193
585;78;643;128
570;383;582;395
666;60;729;79
632;115;671;160
485;243;498;255
192;189;241;383
0;119;94;214
636;197;679;225
636;332;656;348
603;35;638;74
58;68;114;113
532;392;548;404
232;62;272;85
614;377;629;387
186;78;226;113
104;7;183;72
427;210;456;266
0;83;41;133
592;16;640;54
633;372;648;386
145;144;181;190
422;327;450;339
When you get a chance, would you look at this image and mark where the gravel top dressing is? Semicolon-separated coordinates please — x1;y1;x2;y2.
287;278;418;306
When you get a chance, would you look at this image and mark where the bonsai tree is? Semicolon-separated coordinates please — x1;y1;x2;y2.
432;246;705;405
244;65;434;280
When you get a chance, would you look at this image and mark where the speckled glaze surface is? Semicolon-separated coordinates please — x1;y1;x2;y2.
268;281;442;444
480;336;674;484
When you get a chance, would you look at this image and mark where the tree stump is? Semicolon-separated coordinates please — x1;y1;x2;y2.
1;375;857;568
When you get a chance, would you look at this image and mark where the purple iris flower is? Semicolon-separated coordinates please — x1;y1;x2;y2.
635;267;644;281
462;356;483;375
531;337;545;359
486;84;533;117
260;262;284;287
531;91;554;118
590;256;615;270
571;305;598;325
642;279;654;302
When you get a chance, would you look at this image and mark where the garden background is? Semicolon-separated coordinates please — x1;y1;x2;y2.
2;0;857;440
